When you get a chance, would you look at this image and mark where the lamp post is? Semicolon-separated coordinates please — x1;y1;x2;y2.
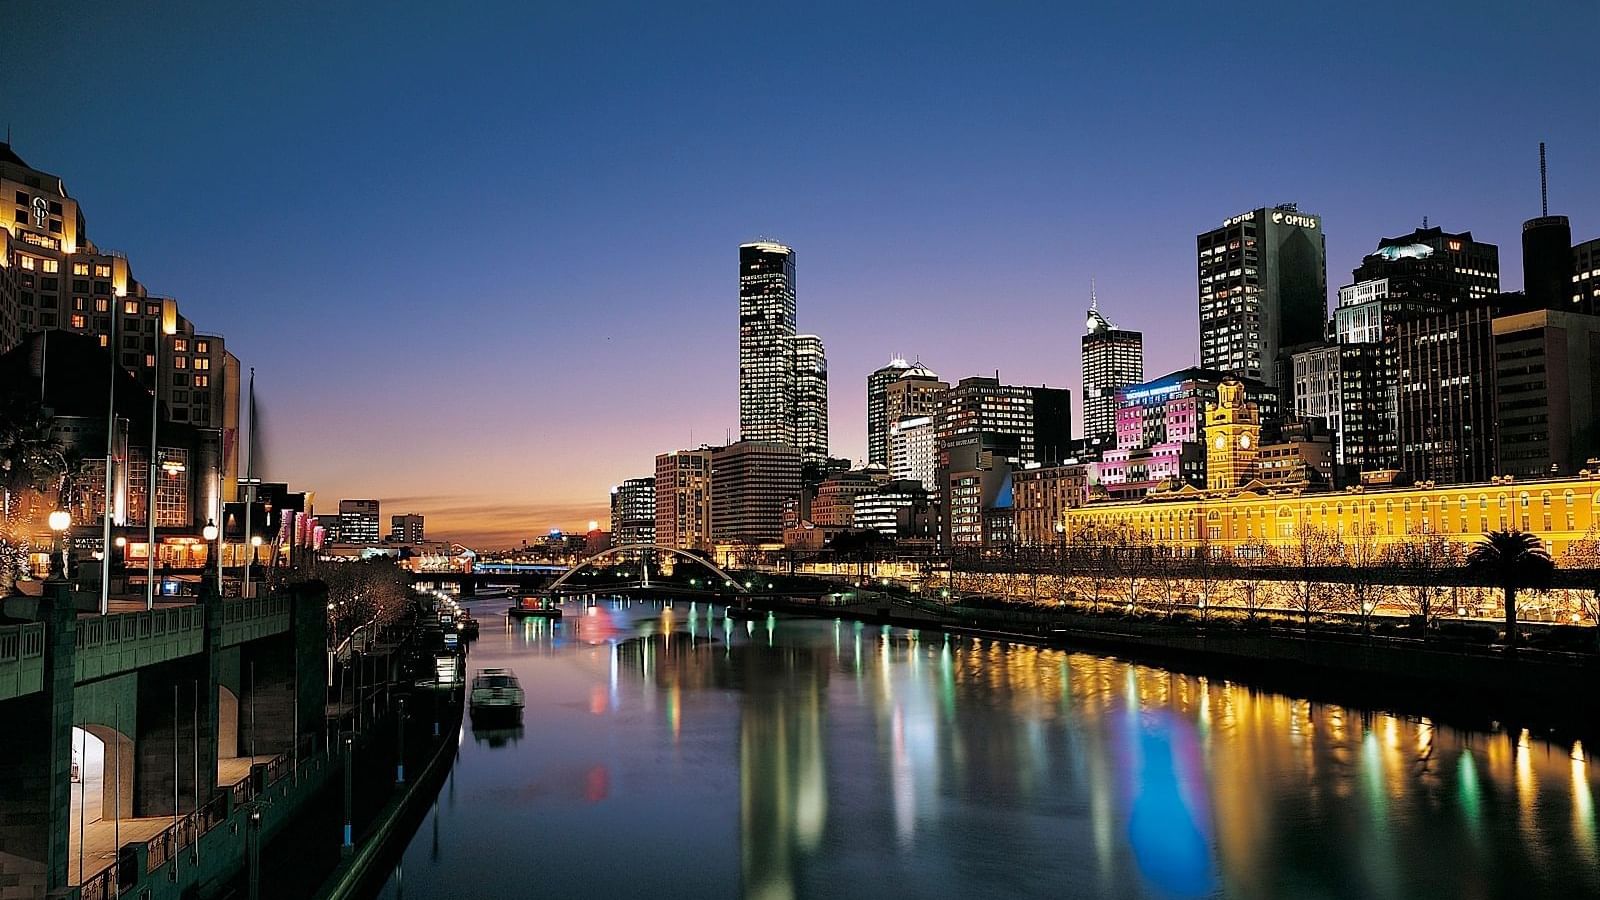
203;519;219;596
247;534;262;598
48;510;72;581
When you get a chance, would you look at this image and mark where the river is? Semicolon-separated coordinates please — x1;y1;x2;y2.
374;598;1599;899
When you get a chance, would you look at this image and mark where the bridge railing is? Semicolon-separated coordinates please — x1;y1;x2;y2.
0;623;45;662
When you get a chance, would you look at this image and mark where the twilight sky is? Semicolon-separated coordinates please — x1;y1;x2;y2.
6;2;1598;547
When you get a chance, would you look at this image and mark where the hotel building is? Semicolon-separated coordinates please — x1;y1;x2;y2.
655;449;714;552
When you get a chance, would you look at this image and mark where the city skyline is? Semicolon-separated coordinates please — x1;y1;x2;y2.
7;2;1599;546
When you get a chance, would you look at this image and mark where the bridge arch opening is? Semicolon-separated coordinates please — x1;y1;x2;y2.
547;544;749;595
67;724;134;841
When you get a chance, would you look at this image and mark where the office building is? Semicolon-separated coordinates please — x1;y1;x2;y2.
389;513;425;543
1575;237;1600;314
1197;205;1327;389
883;363;945;428
738;241;798;446
1349;226;1500;307
1081;296;1143;447
943;436;1014;549
851;480;936;543
338;499;381;544
936;376;1071;468
1012;462;1091;546
809;469;886;527
610;476;656;546
888;414;938;492
710;441;802;545
1394;301;1499;484
793;333;828;467
655;449;713;552
1291;342;1388;482
1491;308;1600;477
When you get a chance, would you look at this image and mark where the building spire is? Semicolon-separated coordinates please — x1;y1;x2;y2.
1090;276;1098;311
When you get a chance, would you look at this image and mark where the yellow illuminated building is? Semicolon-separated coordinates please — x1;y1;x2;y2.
1061;470;1600;561
1205;379;1260;492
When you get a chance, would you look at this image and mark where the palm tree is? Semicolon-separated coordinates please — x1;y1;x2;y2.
1467;530;1553;650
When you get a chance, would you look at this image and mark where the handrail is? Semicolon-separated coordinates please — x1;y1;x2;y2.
0;623;45;662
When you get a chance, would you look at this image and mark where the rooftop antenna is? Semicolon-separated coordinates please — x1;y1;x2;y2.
1090;277;1098;311
1421;215;1428;229
1539;141;1548;217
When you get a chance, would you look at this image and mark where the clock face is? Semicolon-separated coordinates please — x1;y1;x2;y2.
1215;435;1226;449
1240;434;1251;449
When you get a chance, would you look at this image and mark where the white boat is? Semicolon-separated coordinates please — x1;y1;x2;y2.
469;668;525;719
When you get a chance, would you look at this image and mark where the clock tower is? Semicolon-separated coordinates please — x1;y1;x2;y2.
1206;379;1261;492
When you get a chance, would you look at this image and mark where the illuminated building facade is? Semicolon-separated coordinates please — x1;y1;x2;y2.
389;513;425;543
888;414;938;492
1062;471;1600;562
1098;368;1274;497
655;448;713;552
1012;462;1090;546
710;441;802;545
810;470;886;527
851;480;935;542
1197;205;1327;389
0;141;242;503
610;476;655;545
936;376;1071;468
793;333;828;467
1291;342;1387;480
338;499;381;544
942;435;1013;549
1205;380;1261;492
1081;299;1143;448
739;241;798;446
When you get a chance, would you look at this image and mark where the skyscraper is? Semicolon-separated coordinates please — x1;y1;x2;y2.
1349;226;1500;307
1081;291;1143;448
1197;205;1327;389
338;499;381;544
866;357;914;466
389;513;425;543
739;241;797;446
793;334;828;467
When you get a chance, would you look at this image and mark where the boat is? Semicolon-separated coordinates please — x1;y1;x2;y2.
469;668;525;722
508;594;564;619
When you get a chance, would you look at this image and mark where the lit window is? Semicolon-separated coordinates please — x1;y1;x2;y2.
123;300;138;314
193;375;209;388
194;358;210;371
145;303;159;316
95;298;108;313
20;256;34;270
42;259;59;273
173;356;187;369
94;264;111;278
144;354;155;367
173;338;188;352
98;335;108;348
72;262;89;275
195;340;208;354
70;314;86;328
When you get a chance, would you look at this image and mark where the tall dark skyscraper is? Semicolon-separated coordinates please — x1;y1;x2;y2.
1081;291;1142;448
1197;205;1327;390
739;241;798;445
866;357;913;466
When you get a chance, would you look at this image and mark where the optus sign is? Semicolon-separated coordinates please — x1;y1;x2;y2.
1271;210;1317;229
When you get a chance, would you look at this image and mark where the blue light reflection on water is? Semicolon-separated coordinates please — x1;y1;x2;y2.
377;599;1600;900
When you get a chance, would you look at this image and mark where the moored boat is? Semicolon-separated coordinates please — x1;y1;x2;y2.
469;668;525;721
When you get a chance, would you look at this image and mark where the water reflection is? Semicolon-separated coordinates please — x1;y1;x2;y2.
379;600;1600;899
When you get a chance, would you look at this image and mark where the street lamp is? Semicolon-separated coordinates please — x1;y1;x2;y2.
203;519;219;595
48;510;72;580
247;534;263;599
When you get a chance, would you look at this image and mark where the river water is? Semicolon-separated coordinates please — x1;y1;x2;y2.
375;598;1598;899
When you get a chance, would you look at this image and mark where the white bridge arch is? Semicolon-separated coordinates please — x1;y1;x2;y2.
546;544;749;594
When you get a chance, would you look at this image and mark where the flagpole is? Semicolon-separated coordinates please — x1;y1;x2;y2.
243;368;255;598
100;305;118;616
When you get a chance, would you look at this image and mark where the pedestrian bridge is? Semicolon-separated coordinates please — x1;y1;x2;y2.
546;544;749;595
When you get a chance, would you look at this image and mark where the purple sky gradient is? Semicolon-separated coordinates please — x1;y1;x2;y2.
6;2;1598;546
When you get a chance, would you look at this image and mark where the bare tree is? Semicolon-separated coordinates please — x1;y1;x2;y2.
1562;525;1600;649
1385;527;1464;635
1068;526;1114;614
1107;529;1152;614
1229;543;1275;621
1280;521;1343;630
1333;522;1385;633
